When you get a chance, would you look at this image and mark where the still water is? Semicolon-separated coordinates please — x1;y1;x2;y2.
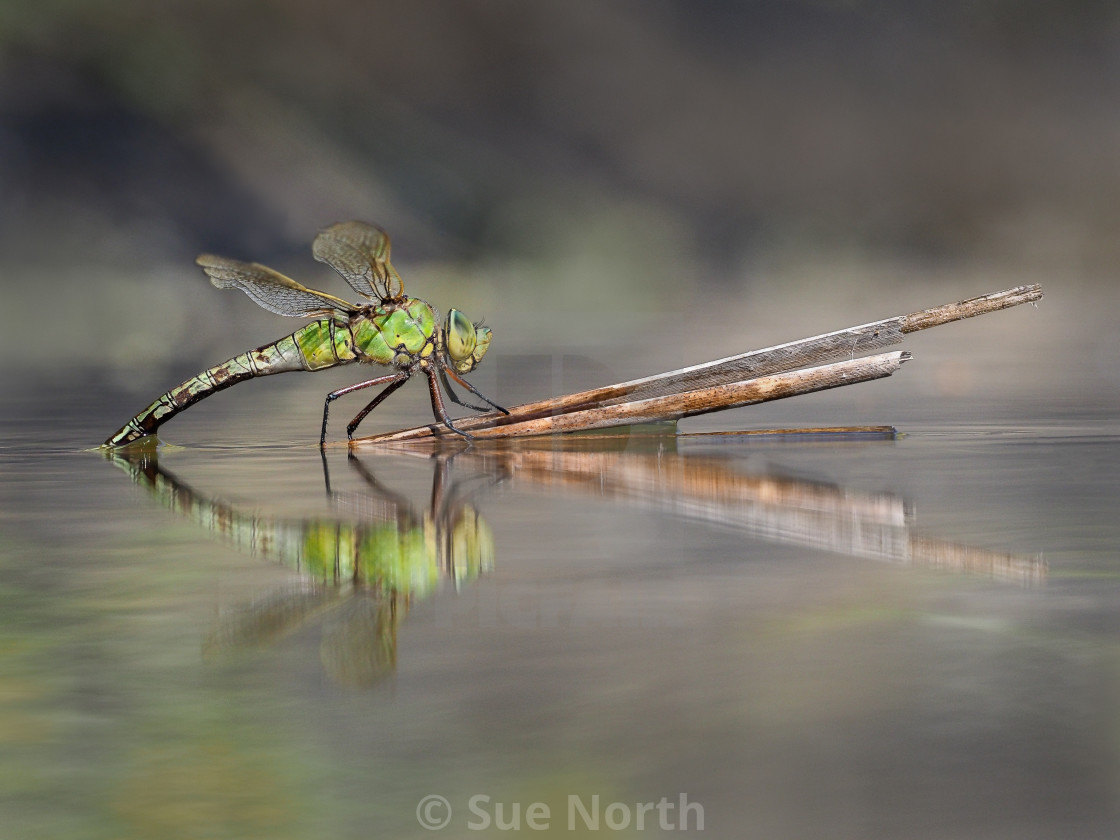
2;386;1119;839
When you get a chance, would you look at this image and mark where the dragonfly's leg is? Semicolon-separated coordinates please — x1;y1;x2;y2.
346;374;410;439
424;365;474;441
321;372;408;446
344;451;416;515
440;364;509;415
438;369;491;413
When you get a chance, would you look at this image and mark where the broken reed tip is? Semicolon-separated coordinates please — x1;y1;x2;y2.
900;284;1044;334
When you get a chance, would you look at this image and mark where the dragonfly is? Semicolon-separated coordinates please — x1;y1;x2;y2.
103;221;506;448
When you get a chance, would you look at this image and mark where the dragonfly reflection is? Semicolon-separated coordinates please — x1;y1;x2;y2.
108;447;498;686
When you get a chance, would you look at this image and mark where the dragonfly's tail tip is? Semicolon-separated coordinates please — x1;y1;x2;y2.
100;430;161;454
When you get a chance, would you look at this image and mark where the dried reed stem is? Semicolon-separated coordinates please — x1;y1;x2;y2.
351;284;1041;446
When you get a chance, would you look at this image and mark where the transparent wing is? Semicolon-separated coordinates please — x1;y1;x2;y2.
312;220;404;302
196;255;356;317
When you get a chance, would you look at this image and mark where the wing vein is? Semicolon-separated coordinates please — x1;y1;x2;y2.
196;255;356;318
313;220;404;301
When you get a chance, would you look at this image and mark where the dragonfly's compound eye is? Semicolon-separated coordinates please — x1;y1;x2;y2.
471;325;492;368
446;309;477;364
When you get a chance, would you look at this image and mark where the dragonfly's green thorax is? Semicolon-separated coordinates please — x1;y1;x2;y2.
291;298;437;371
290;296;492;377
351;298;438;367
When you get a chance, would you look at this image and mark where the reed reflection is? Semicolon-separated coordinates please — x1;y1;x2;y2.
444;430;1045;586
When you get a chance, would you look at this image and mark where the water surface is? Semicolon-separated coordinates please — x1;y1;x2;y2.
2;392;1119;838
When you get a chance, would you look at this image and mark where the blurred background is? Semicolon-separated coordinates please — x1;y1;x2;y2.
1;0;1117;435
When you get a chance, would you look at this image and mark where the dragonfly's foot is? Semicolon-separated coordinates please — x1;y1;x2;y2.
441;416;475;442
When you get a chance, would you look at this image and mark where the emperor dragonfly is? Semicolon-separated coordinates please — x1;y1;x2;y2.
104;221;505;447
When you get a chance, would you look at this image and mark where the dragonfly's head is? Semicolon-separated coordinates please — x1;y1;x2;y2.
443;311;492;374
444;309;493;374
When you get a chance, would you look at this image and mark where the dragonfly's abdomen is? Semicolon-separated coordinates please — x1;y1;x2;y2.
103;318;357;446
294;318;359;369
